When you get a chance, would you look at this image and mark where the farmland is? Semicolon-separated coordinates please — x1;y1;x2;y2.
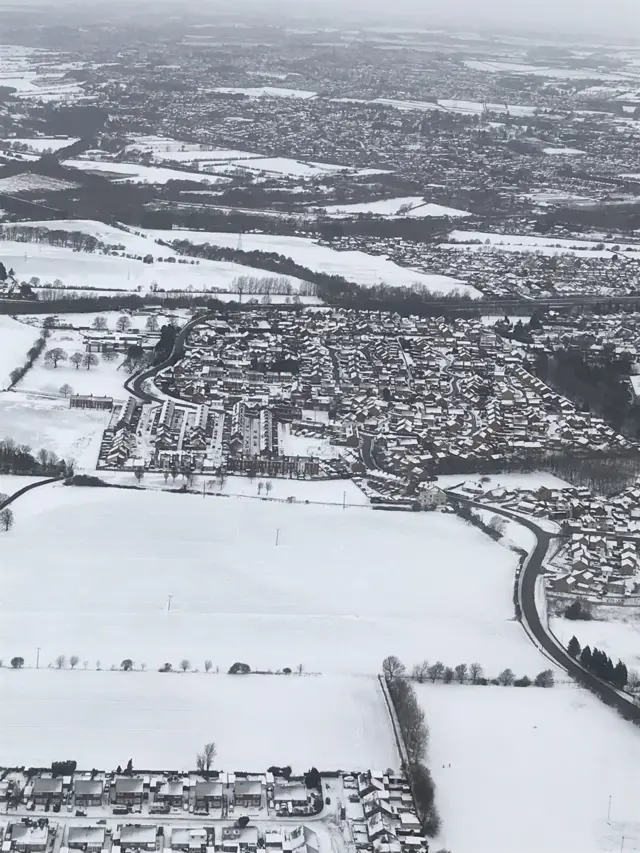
0;669;396;771
416;683;640;853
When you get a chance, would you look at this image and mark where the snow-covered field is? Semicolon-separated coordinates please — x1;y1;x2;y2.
0;173;79;193
446;230;640;257
4;137;79;152
214;86;317;99
0;670;396;772
0;474;43;497
543;147;586;155
0;391;109;468
436;471;571;492
15;326;128;399
315;197;470;218
0;315;39;389
0;486;543;674
62;159;232;186
0;237;308;295
144;229;481;297
550;616;640;672
417;682;640;853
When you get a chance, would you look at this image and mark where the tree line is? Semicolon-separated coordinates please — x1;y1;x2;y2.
382;656;440;837
7;317;55;388
568;636;628;689
0;438;73;478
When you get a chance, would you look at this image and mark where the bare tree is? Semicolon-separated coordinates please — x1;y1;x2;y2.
59;384;73;398
70;352;84;370
454;663;468;684
469;662;484;684
412;661;429;683
145;315;159;332
180;659;191;672
257;481;263;495
265;481;273;496
204;660;212;673
134;469;144;482
196;742;217;774
44;347;68;368
427;662;445;682
101;350;120;362
0;508;14;531
92;316;108;331
55;655;66;669
82;352;99;370
116;315;132;332
382;655;406;682
498;668;515;686
69;655;79;669
443;667;454;684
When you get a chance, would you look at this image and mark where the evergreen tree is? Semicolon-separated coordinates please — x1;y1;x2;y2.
614;660;628;689
580;645;592;669
568;635;581;658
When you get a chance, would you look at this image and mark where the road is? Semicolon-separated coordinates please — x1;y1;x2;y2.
126;312;208;404
451;494;640;721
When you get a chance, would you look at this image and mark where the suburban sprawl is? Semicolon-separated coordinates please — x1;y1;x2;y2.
2;6;640;853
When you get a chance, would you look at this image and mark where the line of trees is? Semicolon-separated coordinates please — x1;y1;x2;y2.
382;656;440;837
0;438;73;477
407;658;554;688
569;636;628;689
8;317;55;388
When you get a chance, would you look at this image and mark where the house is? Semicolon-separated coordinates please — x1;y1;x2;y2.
234;780;262;809
273;783;308;808
119;825;157;852
74;778;104;807
170;827;214;853
155;779;184;808
219;827;258;853
68;827;106;851
416;483;446;510
114;777;145;805
7;824;49;853
194;781;223;811
33;777;63;805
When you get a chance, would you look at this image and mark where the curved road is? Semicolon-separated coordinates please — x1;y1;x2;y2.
125;312;208;404
451;494;640;721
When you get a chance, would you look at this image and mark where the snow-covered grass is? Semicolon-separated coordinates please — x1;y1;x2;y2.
214;86;317;99
4;137;79;152
0;486;544;674
143;229;481;297
550;616;640;671
0;669;396;772
0;315;39;390
446;230;640;258
62;159;232;186
417;682;640;853
0;474;43;498
543;147;586;155
0;238;308;295
15;326;128;399
0;174;79;193
21;219;177;257
314;197;470;218
0;390;109;468
436;472;571;492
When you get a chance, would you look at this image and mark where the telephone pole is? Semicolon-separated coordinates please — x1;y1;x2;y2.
167;595;173;612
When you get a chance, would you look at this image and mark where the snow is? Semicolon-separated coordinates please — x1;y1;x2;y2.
214;86;317;99
315;197;471;218
15;326;128;400
220;156;350;178
0;670;397;772
438;98;536;117
4;137;79;152
437;472;571;492
0;173;79;193
416;682;640;853
143;229;481;297
446;230;640;258
0;239;308;295
0;315;39;390
62;159;232;186
0;487;545;674
543;147;586;155
464;59;634;82
550;617;640;671
0;474;43;498
0;390;109;469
